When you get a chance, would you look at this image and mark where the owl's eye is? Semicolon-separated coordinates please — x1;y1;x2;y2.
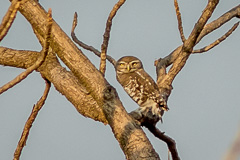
120;63;125;66
132;62;138;66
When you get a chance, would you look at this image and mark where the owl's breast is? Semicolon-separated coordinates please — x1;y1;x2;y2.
122;75;148;105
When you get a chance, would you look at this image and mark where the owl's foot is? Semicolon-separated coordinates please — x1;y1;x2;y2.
129;108;162;126
129;109;143;126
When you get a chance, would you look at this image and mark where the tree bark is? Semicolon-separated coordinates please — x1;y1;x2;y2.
1;0;161;158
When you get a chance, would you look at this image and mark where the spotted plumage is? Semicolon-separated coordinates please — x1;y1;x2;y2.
115;56;168;124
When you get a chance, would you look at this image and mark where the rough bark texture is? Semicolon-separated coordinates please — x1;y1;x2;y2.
1;0;161;159
0;47;106;123
0;48;160;160
1;0;240;159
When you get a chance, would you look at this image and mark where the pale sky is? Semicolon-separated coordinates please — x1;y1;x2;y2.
0;0;240;160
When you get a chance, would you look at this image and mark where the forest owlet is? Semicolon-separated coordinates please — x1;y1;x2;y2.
115;56;168;125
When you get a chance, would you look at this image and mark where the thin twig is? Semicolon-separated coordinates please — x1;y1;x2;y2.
71;12;116;66
0;9;53;95
162;0;219;87
155;1;219;112
146;125;180;160
174;0;186;42
183;0;219;52
155;4;240;73
196;4;240;44
99;0;126;76
193;22;239;53
13;79;51;160
0;0;21;41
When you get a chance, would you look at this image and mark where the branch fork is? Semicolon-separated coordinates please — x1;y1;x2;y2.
1;0;239;160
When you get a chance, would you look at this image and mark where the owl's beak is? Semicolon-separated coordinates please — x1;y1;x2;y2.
127;65;130;71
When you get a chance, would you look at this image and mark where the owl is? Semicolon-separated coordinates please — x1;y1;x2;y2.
115;56;168;125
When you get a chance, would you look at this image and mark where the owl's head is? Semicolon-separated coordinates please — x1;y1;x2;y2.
116;56;143;73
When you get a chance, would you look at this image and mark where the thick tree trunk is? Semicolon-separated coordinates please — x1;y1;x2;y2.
0;0;161;159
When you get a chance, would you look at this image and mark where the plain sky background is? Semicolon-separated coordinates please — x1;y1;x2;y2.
0;0;240;160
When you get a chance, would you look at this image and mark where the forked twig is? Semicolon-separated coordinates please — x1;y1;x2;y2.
13;79;51;160
174;0;186;42
193;22;239;53
0;9;53;95
161;0;219;87
71;12;116;66
100;0;126;75
196;4;240;44
0;0;21;41
155;4;240;74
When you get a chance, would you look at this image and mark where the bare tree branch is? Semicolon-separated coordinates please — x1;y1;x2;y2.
156;0;219;99
71;12;116;66
193;22;239;53
0;0;21;41
13;1;161;158
184;0;219;50
174;0;185;42
1;0;238;159
0;47;160;160
155;4;239;74
100;0;126;76
0;9;52;95
196;4;240;44
146;125;180;160
71;12;98;57
0;47;108;124
13;79;51;160
18;0;108;107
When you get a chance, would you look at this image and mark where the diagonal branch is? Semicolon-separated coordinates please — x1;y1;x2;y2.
13;79;51;160
0;47;108;124
0;47;161;160
196;4;240;44
155;4;240;75
146;125;180;160
0;0;21;41
99;0;126;76
157;0;219;89
0;9;52;95
174;0;185;42
14;1;161;158
155;5;240;81
193;22;239;53
71;12;116;66
182;0;219;53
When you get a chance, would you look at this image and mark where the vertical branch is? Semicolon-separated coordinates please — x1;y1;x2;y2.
13;80;51;160
99;0;126;76
155;4;240;78
162;0;219;86
0;0;21;41
12;9;52;160
183;0;219;52
0;8;53;95
174;0;186;42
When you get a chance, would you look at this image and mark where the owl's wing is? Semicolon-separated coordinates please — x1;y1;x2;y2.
140;73;169;111
150;88;169;111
